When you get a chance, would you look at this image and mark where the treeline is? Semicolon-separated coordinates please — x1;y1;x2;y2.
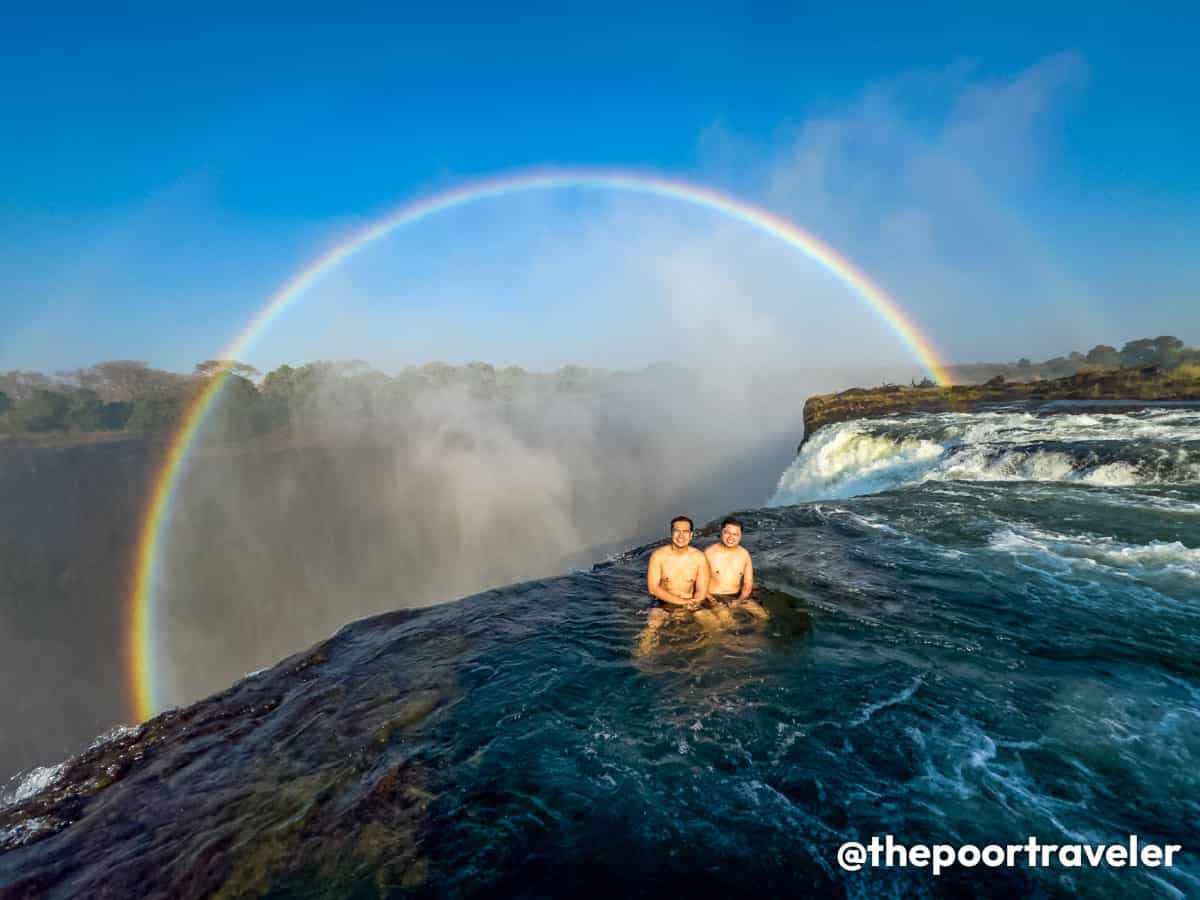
2;335;1195;438
0;359;603;438
1;360;203;436
946;335;1199;385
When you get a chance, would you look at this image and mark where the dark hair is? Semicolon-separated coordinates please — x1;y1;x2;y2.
670;515;694;531
721;517;743;531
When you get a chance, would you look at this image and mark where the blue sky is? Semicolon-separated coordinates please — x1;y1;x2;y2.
3;2;1197;374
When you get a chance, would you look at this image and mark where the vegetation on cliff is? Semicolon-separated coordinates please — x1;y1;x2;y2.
940;335;1198;384
802;362;1200;446
0;358;617;441
2;334;1196;441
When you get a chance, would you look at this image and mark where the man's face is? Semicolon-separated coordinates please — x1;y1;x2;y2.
721;524;742;548
671;520;693;549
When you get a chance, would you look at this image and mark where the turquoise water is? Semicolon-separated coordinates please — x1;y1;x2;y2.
2;407;1197;897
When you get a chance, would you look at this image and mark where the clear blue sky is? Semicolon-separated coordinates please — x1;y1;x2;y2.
3;2;1197;374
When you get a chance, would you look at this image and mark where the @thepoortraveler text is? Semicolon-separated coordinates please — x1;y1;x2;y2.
836;835;1183;876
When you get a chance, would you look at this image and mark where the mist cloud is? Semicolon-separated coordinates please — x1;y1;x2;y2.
160;363;854;706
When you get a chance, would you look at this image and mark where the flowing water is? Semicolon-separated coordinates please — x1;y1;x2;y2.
2;404;1197;897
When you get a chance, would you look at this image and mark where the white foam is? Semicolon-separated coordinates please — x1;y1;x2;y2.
843;511;904;535
934;447;1078;483
989;526;1200;583
906;718;1102;845
846;676;924;727
87;723;141;752
1085;489;1200;515
1;764;64;810
0;816;57;850
770;424;945;503
1083;462;1143;486
769;406;1200;504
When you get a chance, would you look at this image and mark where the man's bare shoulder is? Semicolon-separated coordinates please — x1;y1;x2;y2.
687;546;707;562
649;545;669;563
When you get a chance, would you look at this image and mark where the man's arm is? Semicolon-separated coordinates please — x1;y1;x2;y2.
647;552;690;606
695;552;711;604
738;551;754;601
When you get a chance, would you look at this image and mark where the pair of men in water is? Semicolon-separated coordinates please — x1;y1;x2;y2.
641;516;768;652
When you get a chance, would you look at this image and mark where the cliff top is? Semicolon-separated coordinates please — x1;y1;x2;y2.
801;364;1200;447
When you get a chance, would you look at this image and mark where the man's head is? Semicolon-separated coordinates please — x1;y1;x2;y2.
720;517;743;548
670;516;694;549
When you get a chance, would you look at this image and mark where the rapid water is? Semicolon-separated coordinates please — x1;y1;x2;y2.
2;405;1197;897
772;405;1200;501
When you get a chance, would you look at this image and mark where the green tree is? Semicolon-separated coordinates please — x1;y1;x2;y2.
207;374;263;439
88;361;154;401
1152;335;1185;368
65;389;105;431
261;363;319;428
0;390;11;416
1085;344;1121;369
128;388;190;431
1119;336;1183;368
419;361;455;388
13;389;71;432
1042;356;1073;377
1119;338;1154;367
100;401;133;430
0;371;53;402
261;363;296;394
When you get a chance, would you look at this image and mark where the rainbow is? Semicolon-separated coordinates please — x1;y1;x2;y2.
129;167;952;721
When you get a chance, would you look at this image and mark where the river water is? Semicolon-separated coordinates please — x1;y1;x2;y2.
2;405;1197;897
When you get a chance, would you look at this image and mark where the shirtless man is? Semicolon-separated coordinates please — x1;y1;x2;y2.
638;516;719;654
705;517;769;620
